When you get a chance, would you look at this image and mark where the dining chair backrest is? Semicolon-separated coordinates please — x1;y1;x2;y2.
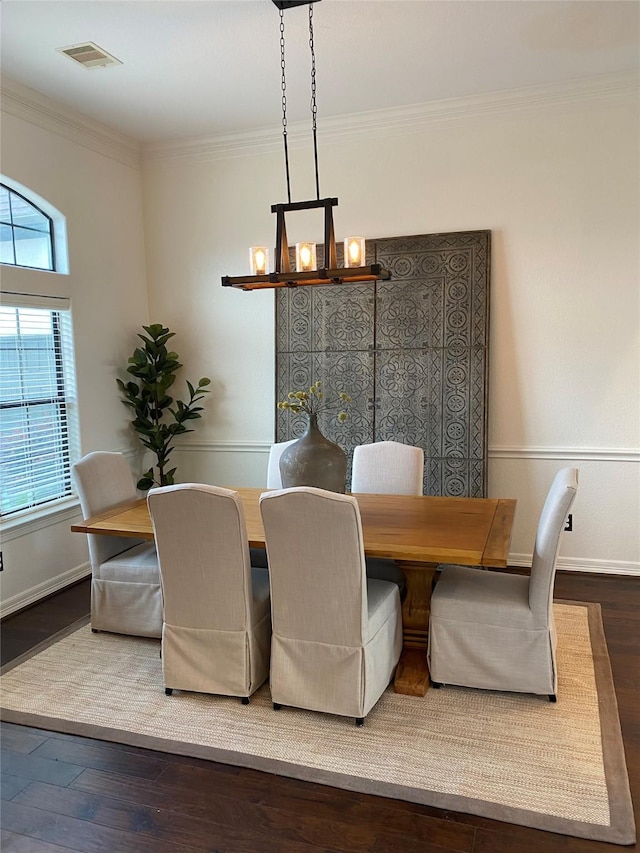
428;467;579;697
351;440;424;496
72;451;142;567
148;483;271;699
260;486;369;646
148;483;254;631
266;439;297;489
528;467;579;624
260;485;402;722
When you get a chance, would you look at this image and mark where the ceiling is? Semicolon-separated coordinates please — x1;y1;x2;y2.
1;0;638;145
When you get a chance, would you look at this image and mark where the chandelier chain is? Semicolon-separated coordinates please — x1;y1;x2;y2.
309;5;317;132
309;2;320;200
279;7;292;203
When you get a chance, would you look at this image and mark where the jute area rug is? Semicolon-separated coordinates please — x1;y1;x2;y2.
0;601;635;846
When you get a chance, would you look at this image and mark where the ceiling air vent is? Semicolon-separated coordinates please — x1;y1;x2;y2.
57;42;122;69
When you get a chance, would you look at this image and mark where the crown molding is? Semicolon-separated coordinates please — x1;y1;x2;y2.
2;72;635;169
143;72;639;164
0;78;141;169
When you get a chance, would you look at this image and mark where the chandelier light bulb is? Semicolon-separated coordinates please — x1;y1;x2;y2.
296;242;317;272
345;237;365;268
249;247;269;275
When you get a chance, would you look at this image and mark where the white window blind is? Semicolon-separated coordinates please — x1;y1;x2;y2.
0;294;79;516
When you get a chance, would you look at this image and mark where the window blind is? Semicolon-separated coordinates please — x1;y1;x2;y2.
0;295;79;516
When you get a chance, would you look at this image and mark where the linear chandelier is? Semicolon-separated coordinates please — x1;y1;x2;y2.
222;0;391;291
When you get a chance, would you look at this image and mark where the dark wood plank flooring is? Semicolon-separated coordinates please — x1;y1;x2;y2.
1;573;638;852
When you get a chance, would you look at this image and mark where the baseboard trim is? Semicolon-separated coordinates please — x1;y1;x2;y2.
0;564;91;619
509;554;640;577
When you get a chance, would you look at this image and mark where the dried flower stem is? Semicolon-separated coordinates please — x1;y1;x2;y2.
277;380;351;422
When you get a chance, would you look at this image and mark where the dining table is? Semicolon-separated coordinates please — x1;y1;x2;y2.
72;487;517;697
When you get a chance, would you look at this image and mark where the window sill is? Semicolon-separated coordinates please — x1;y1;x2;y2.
1;496;82;542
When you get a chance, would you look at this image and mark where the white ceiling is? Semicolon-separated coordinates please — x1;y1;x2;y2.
1;0;638;145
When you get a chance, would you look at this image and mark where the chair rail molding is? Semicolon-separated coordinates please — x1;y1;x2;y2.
490;446;639;463
173;441;640;463
173;440;272;454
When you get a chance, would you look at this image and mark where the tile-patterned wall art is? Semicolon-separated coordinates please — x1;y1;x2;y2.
275;230;490;497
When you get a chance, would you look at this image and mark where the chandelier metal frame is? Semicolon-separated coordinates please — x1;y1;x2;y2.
222;0;390;291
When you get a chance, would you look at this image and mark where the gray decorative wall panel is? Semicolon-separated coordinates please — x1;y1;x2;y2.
276;230;490;497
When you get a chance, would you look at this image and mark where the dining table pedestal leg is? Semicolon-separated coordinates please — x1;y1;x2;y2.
393;561;438;696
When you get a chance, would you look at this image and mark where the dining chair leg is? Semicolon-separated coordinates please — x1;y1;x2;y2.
273;702;282;711
355;717;364;727
165;687;173;696
548;694;557;703
241;697;250;705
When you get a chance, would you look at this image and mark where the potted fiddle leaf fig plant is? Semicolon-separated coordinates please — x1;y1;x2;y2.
117;323;211;490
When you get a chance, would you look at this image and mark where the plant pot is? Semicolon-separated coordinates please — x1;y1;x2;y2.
279;413;347;493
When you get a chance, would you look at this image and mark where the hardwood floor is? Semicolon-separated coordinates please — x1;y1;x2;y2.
1;573;638;852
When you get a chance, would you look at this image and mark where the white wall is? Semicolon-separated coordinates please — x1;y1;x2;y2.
142;87;639;574
1;85;151;614
1;80;638;619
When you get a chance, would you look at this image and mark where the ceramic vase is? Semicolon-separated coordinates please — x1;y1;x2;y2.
279;413;347;493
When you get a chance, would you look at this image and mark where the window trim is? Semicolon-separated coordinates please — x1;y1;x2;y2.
0;293;80;519
1;183;56;271
1;495;82;542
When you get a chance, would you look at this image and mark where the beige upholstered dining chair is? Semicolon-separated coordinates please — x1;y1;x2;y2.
260;486;403;725
351;440;425;597
428;467;579;701
351;440;424;496
72;451;162;638
147;483;271;702
267;438;297;489
251;439;299;569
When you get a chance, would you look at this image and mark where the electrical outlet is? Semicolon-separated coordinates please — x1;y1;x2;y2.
564;514;573;532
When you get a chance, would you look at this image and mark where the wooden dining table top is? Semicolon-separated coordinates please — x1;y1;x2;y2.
71;487;516;568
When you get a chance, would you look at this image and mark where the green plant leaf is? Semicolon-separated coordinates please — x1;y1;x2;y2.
136;467;156;491
120;324;210;494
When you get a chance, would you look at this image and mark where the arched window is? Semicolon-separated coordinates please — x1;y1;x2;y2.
0;183;55;271
1;180;78;518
